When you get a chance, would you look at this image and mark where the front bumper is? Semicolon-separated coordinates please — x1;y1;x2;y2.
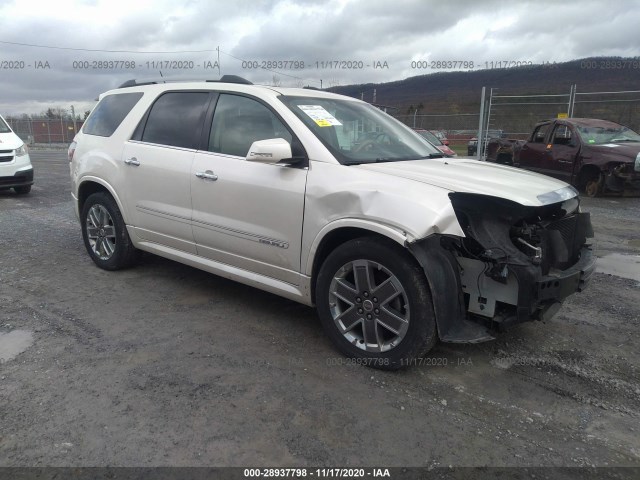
602;163;640;195
536;245;596;303
458;245;596;331
0;167;34;189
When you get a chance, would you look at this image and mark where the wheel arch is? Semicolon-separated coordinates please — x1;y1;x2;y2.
77;177;128;222
306;220;408;302
310;226;492;346
576;164;602;189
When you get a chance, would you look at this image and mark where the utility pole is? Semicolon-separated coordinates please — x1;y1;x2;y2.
477;87;486;161
70;105;77;136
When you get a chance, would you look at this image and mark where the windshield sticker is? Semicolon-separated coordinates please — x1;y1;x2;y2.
298;105;342;127
588;139;595;143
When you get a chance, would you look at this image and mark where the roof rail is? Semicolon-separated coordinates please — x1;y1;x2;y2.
117;75;253;89
216;75;253;85
118;79;159;88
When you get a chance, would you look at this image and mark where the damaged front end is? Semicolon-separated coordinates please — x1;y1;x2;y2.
600;161;640;196
409;188;596;343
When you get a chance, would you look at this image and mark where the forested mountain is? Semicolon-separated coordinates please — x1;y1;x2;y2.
328;57;640;132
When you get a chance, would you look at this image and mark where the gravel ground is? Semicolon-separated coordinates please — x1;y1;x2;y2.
0;151;639;469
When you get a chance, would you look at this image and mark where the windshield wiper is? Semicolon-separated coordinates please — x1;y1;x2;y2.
343;153;444;165
372;154;444;163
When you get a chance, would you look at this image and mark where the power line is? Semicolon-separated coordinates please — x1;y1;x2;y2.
0;39;323;87
218;49;322;86
0;39;218;54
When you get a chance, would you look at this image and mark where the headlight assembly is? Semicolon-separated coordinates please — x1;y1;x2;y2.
15;144;28;157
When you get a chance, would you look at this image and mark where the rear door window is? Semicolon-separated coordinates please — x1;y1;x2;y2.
83;92;143;137
141;92;210;149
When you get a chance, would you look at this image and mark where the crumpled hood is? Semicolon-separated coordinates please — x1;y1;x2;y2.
0;132;23;149
354;157;572;207
586;142;640;160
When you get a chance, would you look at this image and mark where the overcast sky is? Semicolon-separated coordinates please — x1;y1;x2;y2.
1;0;639;116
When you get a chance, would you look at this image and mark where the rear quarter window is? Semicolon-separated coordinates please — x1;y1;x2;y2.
82;92;144;137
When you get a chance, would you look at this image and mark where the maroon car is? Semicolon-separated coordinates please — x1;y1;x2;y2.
487;118;640;196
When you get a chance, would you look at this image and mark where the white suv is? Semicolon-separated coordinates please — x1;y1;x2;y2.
0;114;33;194
69;77;596;369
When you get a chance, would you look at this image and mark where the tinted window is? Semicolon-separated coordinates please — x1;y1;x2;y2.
552;125;573;146
532;124;550;143
209;94;292;157
142;92;210;149
83;92;143;137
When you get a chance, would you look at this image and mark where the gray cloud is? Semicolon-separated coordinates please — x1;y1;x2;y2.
0;0;638;115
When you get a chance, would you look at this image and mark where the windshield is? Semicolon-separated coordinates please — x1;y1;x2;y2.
279;96;442;164
0;116;11;133
576;124;640;144
416;130;442;146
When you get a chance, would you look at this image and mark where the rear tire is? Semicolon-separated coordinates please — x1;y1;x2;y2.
14;185;31;195
315;237;437;370
81;192;138;270
496;153;513;165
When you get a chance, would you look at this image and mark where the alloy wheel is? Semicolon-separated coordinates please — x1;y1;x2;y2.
328;259;410;352
85;204;117;260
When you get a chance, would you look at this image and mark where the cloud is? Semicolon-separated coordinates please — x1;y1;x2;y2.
0;0;638;115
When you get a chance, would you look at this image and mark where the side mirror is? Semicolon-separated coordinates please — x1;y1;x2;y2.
246;138;293;164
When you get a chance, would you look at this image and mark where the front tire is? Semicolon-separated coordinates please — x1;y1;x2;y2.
584;175;602;197
14;185;31;195
81;192;138;270
316;237;437;370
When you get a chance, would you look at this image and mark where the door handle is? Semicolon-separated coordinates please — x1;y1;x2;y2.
124;157;140;166
195;170;218;181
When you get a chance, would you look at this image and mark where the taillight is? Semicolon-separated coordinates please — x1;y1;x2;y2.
68;141;76;162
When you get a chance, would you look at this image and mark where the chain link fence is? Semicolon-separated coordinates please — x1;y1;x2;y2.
4;86;639;152
572;89;640;131
486;86;640;139
4;117;84;145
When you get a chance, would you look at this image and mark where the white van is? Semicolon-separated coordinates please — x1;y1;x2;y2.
0;114;33;195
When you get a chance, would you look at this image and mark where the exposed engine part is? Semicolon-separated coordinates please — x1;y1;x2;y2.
516;237;542;264
448;192;595;327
